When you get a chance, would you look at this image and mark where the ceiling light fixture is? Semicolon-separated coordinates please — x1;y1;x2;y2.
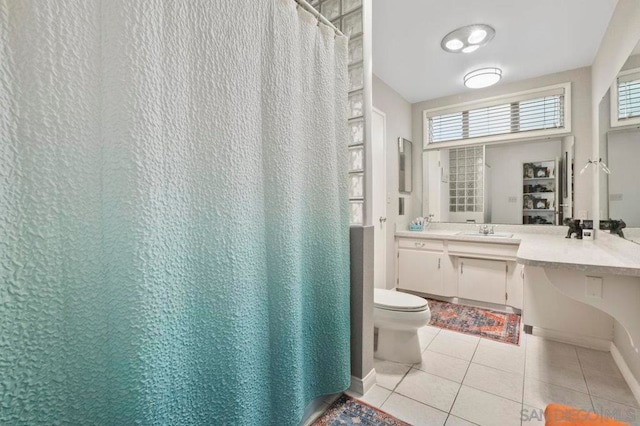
445;39;464;51
464;67;502;89
441;24;495;54
468;29;487;44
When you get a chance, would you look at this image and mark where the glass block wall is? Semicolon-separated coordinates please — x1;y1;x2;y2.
448;146;484;213
310;0;365;225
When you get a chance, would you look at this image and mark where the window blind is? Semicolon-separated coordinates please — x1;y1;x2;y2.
427;90;565;144
617;71;640;121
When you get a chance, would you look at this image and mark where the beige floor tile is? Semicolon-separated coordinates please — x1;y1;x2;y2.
592;396;640;426
472;344;525;374
576;347;624;379
445;414;478;425
478;336;526;354
439;329;481;344
526;350;582;374
349;384;391;408
414;349;470;383
525;355;588;393
374;359;411;390
463;363;524;402
427;333;479;361
584;370;639;408
450;385;522;426
419;326;440;351
520;404;547;425
523;377;593;412
395;368;461;412
381;392;448;426
526;336;579;366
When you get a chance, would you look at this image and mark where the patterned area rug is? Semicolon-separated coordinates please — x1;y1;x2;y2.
313;395;408;426
427;298;521;345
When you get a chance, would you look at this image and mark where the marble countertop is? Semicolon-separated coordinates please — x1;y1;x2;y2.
396;226;640;277
395;229;521;245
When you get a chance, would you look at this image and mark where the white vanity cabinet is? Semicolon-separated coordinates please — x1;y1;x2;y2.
396;238;444;295
397;249;443;295
458;258;507;305
395;234;524;310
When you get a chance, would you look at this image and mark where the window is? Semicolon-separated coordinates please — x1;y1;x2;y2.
448;146;484;213
424;84;570;147
611;68;640;127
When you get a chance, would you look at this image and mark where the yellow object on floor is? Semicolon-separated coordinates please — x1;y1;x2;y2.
544;404;628;425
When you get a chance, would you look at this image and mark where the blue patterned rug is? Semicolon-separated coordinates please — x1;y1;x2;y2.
313;395;408;425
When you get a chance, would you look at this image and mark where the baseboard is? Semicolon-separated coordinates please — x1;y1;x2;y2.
610;342;640;406
531;326;611;351
348;368;376;396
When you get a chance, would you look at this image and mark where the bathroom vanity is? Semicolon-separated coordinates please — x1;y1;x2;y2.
395;230;524;309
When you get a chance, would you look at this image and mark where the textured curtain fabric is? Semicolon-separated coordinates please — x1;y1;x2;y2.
0;0;350;424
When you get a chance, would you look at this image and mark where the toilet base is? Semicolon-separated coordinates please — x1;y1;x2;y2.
375;327;422;364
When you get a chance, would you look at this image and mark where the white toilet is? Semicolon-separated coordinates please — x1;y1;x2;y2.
374;289;431;364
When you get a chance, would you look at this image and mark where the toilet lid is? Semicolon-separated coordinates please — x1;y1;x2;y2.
374;289;429;312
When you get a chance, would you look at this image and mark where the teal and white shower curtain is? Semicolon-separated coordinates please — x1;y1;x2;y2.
0;0;350;424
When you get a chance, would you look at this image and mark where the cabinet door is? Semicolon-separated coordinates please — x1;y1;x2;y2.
397;249;442;295
458;258;506;305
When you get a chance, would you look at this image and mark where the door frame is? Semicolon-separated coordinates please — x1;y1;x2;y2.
372;107;388;289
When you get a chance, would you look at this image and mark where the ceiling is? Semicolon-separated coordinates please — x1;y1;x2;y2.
373;0;618;103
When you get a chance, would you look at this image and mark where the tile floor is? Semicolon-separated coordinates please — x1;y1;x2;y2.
346;326;640;426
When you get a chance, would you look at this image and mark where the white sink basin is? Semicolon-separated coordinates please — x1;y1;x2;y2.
458;231;514;238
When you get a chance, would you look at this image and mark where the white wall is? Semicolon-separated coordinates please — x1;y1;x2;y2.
614;319;640;382
413;67;593;221
372;74;414;289
486;140;561;224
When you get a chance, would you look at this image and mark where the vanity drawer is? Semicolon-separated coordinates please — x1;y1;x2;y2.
447;241;518;260
397;238;444;252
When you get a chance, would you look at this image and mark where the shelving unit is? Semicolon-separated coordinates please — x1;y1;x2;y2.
522;160;559;225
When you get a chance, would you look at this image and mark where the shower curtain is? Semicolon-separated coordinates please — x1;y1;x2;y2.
0;0;350;424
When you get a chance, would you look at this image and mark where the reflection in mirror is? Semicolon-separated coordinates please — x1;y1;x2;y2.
398;138;413;193
424;139;574;225
599;39;640;243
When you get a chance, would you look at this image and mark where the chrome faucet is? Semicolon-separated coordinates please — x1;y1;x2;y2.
478;225;495;235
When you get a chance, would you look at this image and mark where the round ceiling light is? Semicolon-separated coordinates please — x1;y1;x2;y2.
441;24;495;54
464;67;502;89
445;39;464;51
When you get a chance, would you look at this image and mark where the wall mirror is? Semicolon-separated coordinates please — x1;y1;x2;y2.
398;137;413;193
423;139;574;225
598;39;640;242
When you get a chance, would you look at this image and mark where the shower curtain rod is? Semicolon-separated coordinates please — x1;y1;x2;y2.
294;0;345;37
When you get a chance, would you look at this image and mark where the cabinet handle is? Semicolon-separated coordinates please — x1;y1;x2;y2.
414;242;425;248
438;258;441;269
461;262;464;274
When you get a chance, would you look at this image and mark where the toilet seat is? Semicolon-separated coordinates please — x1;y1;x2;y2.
374;289;428;312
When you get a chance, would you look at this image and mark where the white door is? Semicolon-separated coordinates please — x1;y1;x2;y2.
372;108;387;289
398;249;443;295
458;258;507;305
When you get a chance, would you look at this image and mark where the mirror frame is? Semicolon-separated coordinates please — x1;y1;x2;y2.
398;137;413;194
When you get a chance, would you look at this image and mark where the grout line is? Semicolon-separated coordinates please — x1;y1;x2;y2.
444;336;481;424
460;380;524;405
574;346;596;412
390;365;413;393
386;386;451;419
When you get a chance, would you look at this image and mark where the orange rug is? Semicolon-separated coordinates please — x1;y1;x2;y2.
427;298;521;344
